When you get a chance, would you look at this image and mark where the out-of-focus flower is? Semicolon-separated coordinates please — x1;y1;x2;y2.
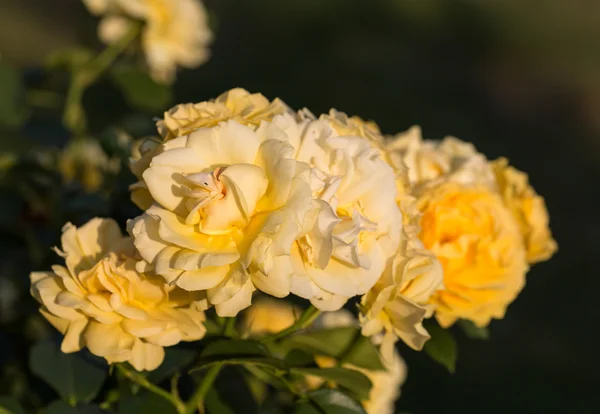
59;138;120;192
156;88;292;141
83;0;213;83
30;218;206;371
239;297;299;335
288;112;403;311
128;119;315;316
387;129;555;327
310;310;407;414
492;158;558;263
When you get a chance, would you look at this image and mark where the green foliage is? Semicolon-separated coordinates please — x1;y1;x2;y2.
423;322;458;373
147;348;196;384
0;62;28;128
458;320;490;340
29;341;108;405
295;389;367;414
45;401;103;414
291;367;372;400
111;65;173;113
0;397;25;414
281;327;384;371
118;393;178;414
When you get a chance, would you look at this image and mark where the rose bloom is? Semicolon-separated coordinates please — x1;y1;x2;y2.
359;229;443;350
157;88;292;141
129;89;291;210
387;128;556;327
310;311;407;414
492;158;558;263
287;111;404;311
30;218;205;371
59;138;120;192
83;0;212;83
128;118;315;316
239;296;299;335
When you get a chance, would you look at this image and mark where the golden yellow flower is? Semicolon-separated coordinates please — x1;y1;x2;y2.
59;138;120;192
492;158;558;264
239;297;299;335
30;218;206;371
386;129;553;327
157;88;292;141
128;119;316;316
83;0;212;83
418;182;528;327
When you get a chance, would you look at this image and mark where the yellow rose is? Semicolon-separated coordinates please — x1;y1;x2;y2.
288;113;403;311
492;158;558;264
129;137;163;210
129;89;292;209
59;138;120;192
83;0;212;83
311;311;407;414
30;218;206;371
359;219;443;350
387;132;525;327
419;182;528;327
239;297;299;335
128;119;316;316
157;88;292;141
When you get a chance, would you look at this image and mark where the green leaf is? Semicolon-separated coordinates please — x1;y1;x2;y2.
29;341;108;404
45;401;103;414
0;63;28;128
283;349;315;367
119;393;178;414
305;389;366;414
190;357;287;373
205;388;235;414
291;367;372;401
458;320;490;340
281;327;357;358
147;348;195;384
201;339;269;358
341;336;385;371
423;322;457;373
111;66;172;112
0;397;25;414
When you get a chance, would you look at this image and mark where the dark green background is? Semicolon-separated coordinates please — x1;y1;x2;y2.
1;0;599;413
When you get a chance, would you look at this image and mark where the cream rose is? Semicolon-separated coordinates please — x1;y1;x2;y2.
30;218;206;371
157;88;292;141
287;112;403;311
129;89;292;210
359;233;443;350
83;0;212;83
128;119;315;316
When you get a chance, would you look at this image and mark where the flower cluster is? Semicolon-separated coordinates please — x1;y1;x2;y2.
83;0;212;83
30;88;556;371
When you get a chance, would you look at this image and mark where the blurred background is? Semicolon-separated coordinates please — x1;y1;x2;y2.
1;0;599;413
